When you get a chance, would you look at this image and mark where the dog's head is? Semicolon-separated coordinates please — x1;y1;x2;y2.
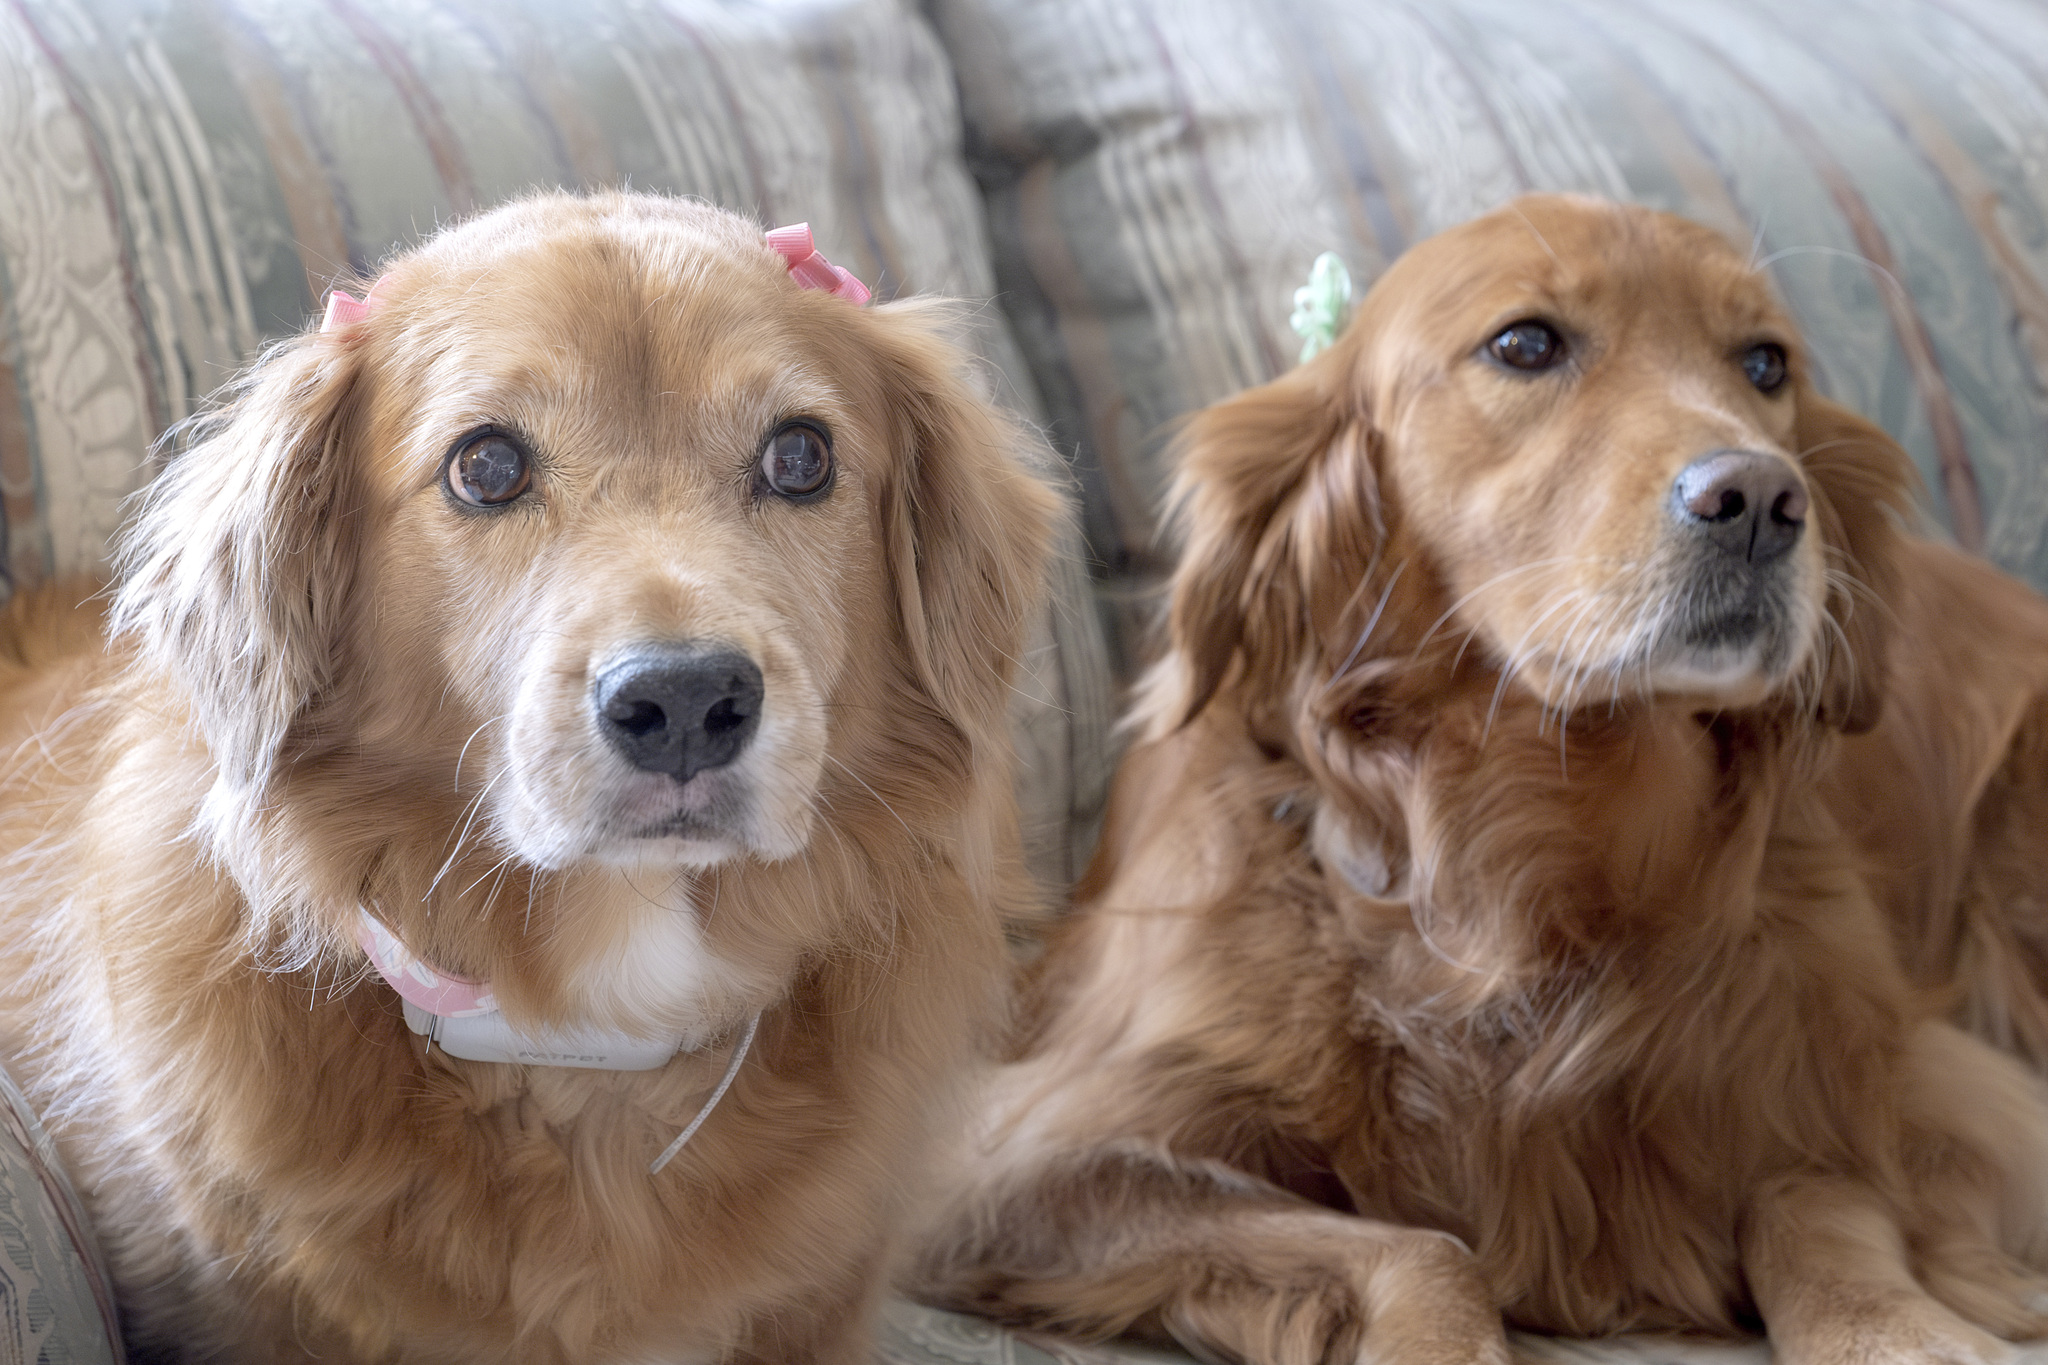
114;194;1053;988
1155;196;1913;929
1166;194;1908;733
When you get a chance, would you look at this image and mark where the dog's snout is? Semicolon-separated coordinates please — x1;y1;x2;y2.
1670;450;1808;565
594;646;764;782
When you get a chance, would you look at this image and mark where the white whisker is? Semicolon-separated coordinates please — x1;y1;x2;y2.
1324;559;1408;690
1754;244;1909;306
454;715;507;793
426;772;504;900
1416;556;1578;655
823;753;916;843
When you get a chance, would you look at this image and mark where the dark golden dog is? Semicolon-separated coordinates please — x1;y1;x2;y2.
916;195;2048;1364
0;193;1055;1363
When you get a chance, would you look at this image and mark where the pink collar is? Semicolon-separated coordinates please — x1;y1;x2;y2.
321;222;869;332
356;910;497;1018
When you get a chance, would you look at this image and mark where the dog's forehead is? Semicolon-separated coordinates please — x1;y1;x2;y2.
405;230;810;382
1374;197;1784;344
357;205;872;484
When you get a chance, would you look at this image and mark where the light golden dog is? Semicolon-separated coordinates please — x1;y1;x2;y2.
914;195;2048;1363
0;192;1055;1363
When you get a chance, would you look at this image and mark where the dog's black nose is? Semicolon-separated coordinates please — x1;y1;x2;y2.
1670;450;1807;565
593;646;764;782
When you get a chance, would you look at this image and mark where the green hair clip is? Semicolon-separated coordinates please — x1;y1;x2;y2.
1288;251;1353;364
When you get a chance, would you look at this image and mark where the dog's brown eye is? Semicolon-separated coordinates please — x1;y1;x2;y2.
1743;343;1789;393
1489;320;1566;371
446;431;532;507
759;420;833;501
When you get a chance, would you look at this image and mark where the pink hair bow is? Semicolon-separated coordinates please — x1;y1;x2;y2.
320;275;389;331
765;223;871;304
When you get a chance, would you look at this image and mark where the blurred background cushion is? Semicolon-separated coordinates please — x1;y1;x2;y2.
872;1300;1786;1363
0;1063;124;1365
931;0;2048;672
0;0;1113;890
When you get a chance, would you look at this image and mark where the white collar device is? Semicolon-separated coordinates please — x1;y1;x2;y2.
355;908;758;1173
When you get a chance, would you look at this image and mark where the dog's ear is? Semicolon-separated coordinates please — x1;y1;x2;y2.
1164;345;1383;725
1795;393;1912;733
867;303;1059;760
112;325;366;812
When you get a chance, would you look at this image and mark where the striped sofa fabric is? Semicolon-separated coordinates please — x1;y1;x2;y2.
0;1062;124;1365
933;0;2048;667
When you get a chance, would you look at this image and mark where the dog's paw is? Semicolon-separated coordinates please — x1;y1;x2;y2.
1353;1229;1513;1365
1773;1286;2017;1365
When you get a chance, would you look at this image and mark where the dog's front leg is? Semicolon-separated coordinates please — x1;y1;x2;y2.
916;1141;1509;1365
722;1241;897;1365
1743;1172;2015;1364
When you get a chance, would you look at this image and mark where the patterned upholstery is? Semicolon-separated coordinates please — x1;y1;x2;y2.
0;0;1114;889
0;1064;122;1365
875;1302;1798;1364
931;0;2048;667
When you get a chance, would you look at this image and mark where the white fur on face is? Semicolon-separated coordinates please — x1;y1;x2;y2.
485;554;837;875
544;870;771;1042
1443;533;1826;720
1636;529;1826;706
1449;445;1828;717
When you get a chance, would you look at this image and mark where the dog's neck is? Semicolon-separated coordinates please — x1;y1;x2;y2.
356;907;727;1071
1305;699;1802;982
355;905;762;1174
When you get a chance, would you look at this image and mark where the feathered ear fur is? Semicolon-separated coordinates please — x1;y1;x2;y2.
1795;393;1911;734
111;326;366;818
867;303;1059;767
1163;344;1383;726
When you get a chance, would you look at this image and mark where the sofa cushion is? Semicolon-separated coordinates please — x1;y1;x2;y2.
0;0;1113;888
932;0;2048;669
0;1063;123;1365
875;1300;1785;1364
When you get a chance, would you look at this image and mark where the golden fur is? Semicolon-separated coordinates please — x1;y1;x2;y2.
0;193;1056;1364
914;196;2048;1364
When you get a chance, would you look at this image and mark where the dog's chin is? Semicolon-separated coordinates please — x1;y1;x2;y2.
500;767;817;872
1501;598;1818;716
1628;551;1826;705
584;826;748;872
1642;610;1817;711
1644;647;1779;709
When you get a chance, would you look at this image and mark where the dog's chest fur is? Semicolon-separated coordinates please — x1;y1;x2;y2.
1210;807;1911;1337
1325;976;1757;1333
